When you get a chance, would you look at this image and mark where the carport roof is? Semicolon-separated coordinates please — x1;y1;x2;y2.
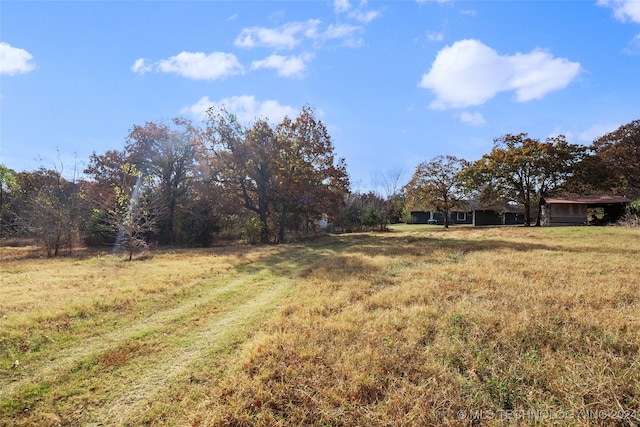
542;195;631;204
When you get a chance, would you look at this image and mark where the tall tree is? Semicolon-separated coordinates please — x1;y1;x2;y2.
592;119;640;199
205;106;349;243
463;133;584;226
125;118;201;243
206;112;275;242
13;168;79;256
0;165;17;236
273;107;350;240
405;155;469;228
84;149;136;208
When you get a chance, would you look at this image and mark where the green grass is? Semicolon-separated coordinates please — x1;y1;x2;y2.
1;226;639;426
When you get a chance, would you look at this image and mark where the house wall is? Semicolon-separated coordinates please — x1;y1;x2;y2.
542;203;588;226
474;210;502;226
504;212;525;225
410;211;473;225
410;211;431;224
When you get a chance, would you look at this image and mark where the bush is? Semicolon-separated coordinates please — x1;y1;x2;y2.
616;213;640;227
361;206;381;230
242;217;264;244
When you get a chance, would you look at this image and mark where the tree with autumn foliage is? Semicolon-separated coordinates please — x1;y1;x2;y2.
405;155;470;228
462;133;585;226
124;118;202;243
205;105;349;243
592;119;640;199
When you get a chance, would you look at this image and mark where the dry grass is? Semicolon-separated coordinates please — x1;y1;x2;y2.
1;226;639;426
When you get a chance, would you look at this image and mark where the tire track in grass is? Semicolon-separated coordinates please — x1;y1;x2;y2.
0;267;277;409
89;274;293;426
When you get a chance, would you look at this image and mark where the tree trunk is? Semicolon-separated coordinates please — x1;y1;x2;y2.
278;208;287;243
259;208;269;243
523;201;531;226
535;199;543;227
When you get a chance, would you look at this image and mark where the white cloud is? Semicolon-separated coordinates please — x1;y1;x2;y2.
459;111;486;126
234;19;366;50
157;51;244;80
131;58;152;74
598;0;640;23
131;51;244;80
0;42;35;75
321;23;362;41
349;9;381;24
418;39;581;109
234;20;320;49
335;0;380;23
251;53;314;78
181;95;297;124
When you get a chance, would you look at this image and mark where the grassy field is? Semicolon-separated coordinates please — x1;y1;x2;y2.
1;225;639;426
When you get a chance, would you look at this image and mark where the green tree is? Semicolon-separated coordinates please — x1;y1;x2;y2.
0;165;17;236
100;164;164;260
406;155;469;228
361;205;381;230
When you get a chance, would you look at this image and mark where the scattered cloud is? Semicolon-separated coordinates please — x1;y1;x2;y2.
349;9;381;24
181;95;297;124
131;51;244;80
334;0;351;14
459;111;486;126
251;53;314;78
623;33;640;55
0;42;36;75
418;39;581;109
334;0;381;23
427;31;444;41
598;0;640;23
234;19;367;50
577;122;620;143
321;23;363;46
234;20;320;49
131;58;153;74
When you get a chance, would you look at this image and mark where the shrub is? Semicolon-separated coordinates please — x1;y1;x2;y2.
242;217;264;244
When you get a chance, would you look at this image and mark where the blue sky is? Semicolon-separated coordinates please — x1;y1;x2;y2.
1;0;639;192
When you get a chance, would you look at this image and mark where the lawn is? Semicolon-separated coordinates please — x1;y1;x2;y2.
1;225;639;426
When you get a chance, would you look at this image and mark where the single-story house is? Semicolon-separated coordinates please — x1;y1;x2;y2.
410;209;474;225
540;195;631;226
410;200;475;225
473;205;526;226
410;201;526;226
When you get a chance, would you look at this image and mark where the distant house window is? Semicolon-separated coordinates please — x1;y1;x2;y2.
457;212;466;221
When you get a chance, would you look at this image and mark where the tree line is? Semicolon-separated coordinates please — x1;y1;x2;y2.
406;120;640;227
1;113;638;256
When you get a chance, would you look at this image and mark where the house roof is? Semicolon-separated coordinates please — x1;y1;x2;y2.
542;195;631;204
